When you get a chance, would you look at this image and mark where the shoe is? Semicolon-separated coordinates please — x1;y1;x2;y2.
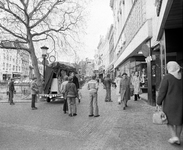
10;102;15;105
168;137;180;145
73;113;77;116
125;104;128;107
78;99;80;103
123;107;126;110
109;100;113;102
32;107;37;110
118;102;121;105
89;115;94;117
94;115;100;117
64;111;67;114
69;114;72;117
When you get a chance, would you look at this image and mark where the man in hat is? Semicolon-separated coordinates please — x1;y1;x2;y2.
31;77;39;110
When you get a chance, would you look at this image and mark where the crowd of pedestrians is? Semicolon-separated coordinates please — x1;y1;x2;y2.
6;61;182;146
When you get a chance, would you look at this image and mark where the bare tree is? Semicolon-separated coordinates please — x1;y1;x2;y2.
0;0;88;88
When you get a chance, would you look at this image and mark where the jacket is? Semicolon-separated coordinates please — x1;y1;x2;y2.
31;81;39;95
87;79;98;93
65;81;77;98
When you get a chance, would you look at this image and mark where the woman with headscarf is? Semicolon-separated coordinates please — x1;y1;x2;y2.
157;61;183;145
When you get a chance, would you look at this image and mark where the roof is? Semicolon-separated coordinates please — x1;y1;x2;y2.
47;61;76;73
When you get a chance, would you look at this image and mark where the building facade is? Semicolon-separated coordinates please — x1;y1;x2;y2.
94;32;110;79
0;49;30;81
109;0;182;105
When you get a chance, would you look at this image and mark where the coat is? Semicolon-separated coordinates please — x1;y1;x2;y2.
132;76;140;94
31;81;39;95
9;81;15;92
103;77;112;89
120;77;131;101
157;74;183;125
60;81;68;99
65;81;77;98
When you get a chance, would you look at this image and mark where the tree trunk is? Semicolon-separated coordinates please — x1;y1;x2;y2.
29;43;43;93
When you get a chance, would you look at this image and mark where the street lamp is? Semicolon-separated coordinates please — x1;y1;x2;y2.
41;46;48;82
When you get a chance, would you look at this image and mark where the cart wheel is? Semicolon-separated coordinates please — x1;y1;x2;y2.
47;97;50;102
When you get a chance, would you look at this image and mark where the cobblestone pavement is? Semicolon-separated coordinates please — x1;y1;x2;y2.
0;83;182;150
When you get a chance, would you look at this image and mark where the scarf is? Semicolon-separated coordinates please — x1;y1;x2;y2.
167;61;181;79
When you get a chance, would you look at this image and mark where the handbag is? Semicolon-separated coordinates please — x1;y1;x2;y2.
152;105;168;125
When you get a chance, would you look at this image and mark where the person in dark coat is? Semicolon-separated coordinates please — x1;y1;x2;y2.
103;74;113;102
71;72;80;102
31;77;39;110
8;78;15;105
71;72;80;90
120;73;131;110
157;61;183;145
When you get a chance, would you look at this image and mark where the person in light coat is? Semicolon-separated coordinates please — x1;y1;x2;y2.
114;74;122;104
60;75;69;114
132;71;141;101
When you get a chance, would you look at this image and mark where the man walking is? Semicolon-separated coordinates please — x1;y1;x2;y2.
87;74;100;117
31;77;39;110
9;78;15;105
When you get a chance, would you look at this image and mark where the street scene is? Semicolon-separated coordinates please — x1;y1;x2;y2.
0;83;182;150
0;0;182;150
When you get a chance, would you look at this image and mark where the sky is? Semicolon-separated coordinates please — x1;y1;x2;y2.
76;0;113;61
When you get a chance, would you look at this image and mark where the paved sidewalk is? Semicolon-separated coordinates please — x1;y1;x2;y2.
0;83;182;150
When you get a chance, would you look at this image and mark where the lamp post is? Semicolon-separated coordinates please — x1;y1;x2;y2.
41;46;48;82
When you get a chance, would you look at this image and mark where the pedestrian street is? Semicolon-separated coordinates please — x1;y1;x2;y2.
0;83;182;150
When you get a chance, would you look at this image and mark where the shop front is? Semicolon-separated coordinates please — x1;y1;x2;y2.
117;56;148;93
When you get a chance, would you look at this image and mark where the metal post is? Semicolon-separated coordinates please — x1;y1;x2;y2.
43;56;46;82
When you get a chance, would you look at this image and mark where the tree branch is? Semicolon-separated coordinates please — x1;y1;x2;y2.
30;0;65;29
0;23;27;41
0;3;26;26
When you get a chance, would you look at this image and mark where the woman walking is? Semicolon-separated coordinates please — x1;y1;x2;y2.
157;61;182;145
120;73;131;110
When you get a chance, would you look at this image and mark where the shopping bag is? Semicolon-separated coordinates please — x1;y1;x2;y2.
152;106;168;125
